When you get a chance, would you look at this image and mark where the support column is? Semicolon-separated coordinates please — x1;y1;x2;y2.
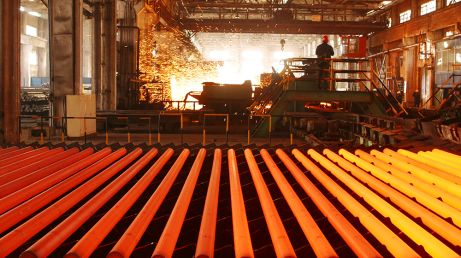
102;0;117;110
0;0;21;144
93;1;103;110
49;0;83;119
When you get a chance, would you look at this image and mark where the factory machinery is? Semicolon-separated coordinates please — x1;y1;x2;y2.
1;143;461;257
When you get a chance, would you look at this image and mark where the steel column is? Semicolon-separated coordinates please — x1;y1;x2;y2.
0;0;21;144
49;0;83;122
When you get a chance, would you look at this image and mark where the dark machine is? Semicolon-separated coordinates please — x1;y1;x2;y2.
187;80;254;113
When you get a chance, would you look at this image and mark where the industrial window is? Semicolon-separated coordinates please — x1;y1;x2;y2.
421;0;436;15
25;25;38;37
446;0;461;5
399;10;411;23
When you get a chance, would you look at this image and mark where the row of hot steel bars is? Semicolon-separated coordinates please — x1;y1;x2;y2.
0;143;461;257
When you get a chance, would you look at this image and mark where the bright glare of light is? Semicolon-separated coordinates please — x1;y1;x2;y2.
152;49;157;57
381;1;392;6
456;53;461;63
273;51;294;60
28;11;41;17
242;50;262;60
446;31;454;37
443;41;449;48
20;6;25;12
208;50;230;61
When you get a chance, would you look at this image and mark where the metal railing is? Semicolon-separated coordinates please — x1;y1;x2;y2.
18;112;300;145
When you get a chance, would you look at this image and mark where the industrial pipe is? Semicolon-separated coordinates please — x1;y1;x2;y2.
101;148;190;258
0;147;121;234
0;147;49;167
397;149;461;181
0;147;64;175
152;148;206;258
65;148;183;258
356;149;461;212
0;147;111;216
244;149;296;258
293;149;418;257
21;148;158;258
330;149;461;248
0;146;33;161
276;149;381;258
0;148;94;197
372;150;461;199
195;149;222;258
382;148;461;185
228;149;254;258
0;148;141;257
0;147;77;184
260;149;337;258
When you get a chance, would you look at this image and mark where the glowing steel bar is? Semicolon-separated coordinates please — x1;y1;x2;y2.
319;149;457;257
0;147;74;186
356;149;461;212
0;148;140;257
228;149;254;258
0;147;110;215
426;150;461;167
382;148;461;185
433;148;461;162
0;146;18;156
0;147;64;176
398;149;461;180
244;149;296;258
277;149;381;258
0;146;33;161
332;149;461;248
152;149;206;258
293;149;418;257
418;151;461;173
260;149;337;258
0;148;120;234
108;149;197;258
372;150;461;199
0;147;48;167
21;148;158;258
65;148;183;258
0;148;94;197
195;149;222;258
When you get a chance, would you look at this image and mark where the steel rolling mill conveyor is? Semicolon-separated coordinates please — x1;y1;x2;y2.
0;144;461;257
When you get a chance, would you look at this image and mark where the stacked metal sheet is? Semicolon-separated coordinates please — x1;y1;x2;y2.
0;144;460;257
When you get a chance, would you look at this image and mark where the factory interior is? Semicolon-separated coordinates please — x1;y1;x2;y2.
2;0;461;257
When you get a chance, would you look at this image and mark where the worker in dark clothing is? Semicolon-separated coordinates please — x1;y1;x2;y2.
316;35;334;90
413;89;421;107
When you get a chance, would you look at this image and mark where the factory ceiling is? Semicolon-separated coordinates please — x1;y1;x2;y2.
176;0;395;34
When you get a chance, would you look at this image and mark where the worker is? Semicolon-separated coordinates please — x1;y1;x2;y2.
396;90;403;103
316;35;335;90
413;89;421;107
